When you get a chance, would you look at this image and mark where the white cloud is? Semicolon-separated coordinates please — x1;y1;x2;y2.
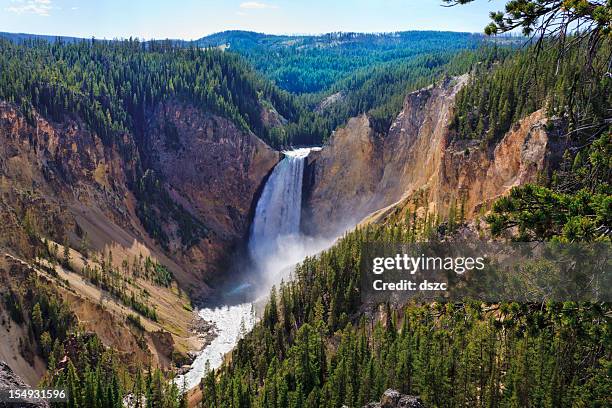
239;2;278;10
6;0;53;16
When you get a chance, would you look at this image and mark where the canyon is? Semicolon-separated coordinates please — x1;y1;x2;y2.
0;72;557;390
0;98;279;385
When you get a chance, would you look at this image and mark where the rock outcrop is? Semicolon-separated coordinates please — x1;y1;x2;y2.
303;114;383;235
364;389;425;408
304;75;553;235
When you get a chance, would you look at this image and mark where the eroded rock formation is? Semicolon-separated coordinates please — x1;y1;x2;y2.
363;389;425;408
304;75;554;236
0;100;278;292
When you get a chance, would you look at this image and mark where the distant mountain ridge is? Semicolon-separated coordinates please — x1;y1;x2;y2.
0;29;484;43
0;29;494;94
193;30;490;93
0;31;85;43
193;29;485;49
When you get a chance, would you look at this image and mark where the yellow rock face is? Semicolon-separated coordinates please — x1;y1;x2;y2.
303;75;550;235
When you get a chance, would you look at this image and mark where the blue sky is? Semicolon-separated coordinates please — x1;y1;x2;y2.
0;0;505;40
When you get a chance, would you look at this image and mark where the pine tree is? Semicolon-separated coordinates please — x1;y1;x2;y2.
31;302;43;336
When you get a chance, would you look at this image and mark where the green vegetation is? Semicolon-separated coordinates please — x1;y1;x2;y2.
196;31;488;94
450;43;611;144
486;124;611;243
1;252;186;408
454;45;612;244
135;169;209;250
0;37;289;248
0;33;525;262
3;272;75;362
448;1;611;247
127;313;145;331
201;112;611;405
267;45;517;145
201;220;610;407
444;0;612;42
316;46;513;134
0;33;515;149
39;241;176;322
44;332;187;408
0;37;301;147
196;31;519;141
1;2;610;406
487;179;611;242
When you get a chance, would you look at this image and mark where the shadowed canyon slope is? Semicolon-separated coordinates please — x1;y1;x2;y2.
0;99;280;383
0;100;278;292
303;75;554;236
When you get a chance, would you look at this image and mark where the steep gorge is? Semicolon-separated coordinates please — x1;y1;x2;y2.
0;100;278;292
0;71;560;390
303;75;557;235
0;98;279;384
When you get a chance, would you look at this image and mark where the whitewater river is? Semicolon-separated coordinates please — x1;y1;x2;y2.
175;147;327;391
174;303;256;391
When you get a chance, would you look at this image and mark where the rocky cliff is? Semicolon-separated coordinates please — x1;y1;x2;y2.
302;114;384;235
0;100;278;293
303;75;554;235
0;99;279;383
144;101;279;286
363;389;425;408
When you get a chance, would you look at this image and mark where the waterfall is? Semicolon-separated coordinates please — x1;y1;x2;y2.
248;148;313;263
176;147;326;392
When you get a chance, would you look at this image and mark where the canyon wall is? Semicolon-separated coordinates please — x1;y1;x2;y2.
0;100;278;293
0;99;279;383
143;101;279;287
303;75;553;236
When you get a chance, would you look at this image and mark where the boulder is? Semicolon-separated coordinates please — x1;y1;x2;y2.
364;389;425;408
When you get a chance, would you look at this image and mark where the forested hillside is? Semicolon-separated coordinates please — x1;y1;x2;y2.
450;43;611;242
193;30;511;138
0;37;305;148
0;36;518;148
451;44;612;146
275;45;514;144
0;250;190;407
195;31;489;94
201;220;610;408
313;46;513;133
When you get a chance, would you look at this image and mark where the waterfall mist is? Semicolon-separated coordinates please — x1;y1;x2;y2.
176;147;342;390
247;147;334;296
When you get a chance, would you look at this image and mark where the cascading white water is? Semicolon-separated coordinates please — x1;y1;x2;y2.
174;303;256;391
248;148;312;264
175;147;323;392
248;148;330;290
